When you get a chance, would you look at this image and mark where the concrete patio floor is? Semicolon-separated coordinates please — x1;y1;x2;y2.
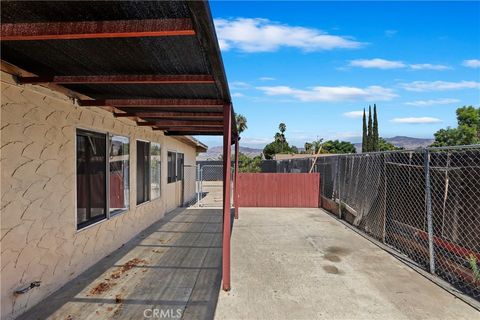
19;208;223;320
215;208;479;320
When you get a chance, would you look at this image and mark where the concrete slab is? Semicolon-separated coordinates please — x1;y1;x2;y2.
18;208;223;320
215;208;478;320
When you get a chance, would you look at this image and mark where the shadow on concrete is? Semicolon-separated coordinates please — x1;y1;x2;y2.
19;208;223;320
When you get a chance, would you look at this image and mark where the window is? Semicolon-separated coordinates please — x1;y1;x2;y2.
168;151;177;183
76;130;107;229
109;135;129;215
136;140;150;205
150;143;161;199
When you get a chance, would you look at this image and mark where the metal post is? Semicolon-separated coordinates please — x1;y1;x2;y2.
382;153;387;243
200;167;203;207
222;104;232;291
234;136;239;219
337;157;342;219
196;164;200;205
424;148;435;274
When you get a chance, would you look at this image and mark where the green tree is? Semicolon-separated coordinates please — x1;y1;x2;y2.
431;106;480;147
238;152;262;173
263;122;297;159
367;105;373;152
279;123;286;135
304;142;313;153
322;140;356;154
373;104;379;151
278;123;287;152
378;137;403;151
362;108;367;153
274;132;282;143
311;139;323;153
235;113;248;135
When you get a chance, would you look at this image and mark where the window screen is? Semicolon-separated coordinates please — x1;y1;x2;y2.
136;140;150;204
168;151;177;183
109;135;129;214
150;143;161;199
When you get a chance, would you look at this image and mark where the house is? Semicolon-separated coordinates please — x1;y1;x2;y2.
0;1;238;318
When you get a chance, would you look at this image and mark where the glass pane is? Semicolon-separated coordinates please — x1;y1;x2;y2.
150;143;161;199
76;130;106;229
109;135;129;214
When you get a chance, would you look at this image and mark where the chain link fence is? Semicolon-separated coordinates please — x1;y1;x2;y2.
314;145;480;301
197;165;224;207
183;164;234;208
183;165;198;207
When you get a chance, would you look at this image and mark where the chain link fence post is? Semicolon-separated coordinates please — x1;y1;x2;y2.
197;164;201;205
424;148;436;274
336;156;342;219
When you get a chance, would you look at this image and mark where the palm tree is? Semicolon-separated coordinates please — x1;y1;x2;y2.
235;113;248;135
278;123;286;152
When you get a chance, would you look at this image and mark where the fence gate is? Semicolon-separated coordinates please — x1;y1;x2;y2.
237;173;321;207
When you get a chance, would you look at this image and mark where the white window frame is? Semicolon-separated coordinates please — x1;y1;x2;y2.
75;128;131;231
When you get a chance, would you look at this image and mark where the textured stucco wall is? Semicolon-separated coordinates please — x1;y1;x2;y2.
0;72;197;319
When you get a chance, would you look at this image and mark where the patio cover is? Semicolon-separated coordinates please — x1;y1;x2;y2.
0;0;237;139
1;0;238;291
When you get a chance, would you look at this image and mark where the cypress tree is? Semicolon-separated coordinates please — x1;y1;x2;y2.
373;104;379;151
367;105;373;152
362;108;367;153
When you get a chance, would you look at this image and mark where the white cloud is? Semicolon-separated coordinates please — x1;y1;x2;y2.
349;58;405;69
256;85;396;102
405;98;460;106
231;92;245;98
349;59;450;70
401;80;480;91
259;77;275;81
391;117;442;124
385;30;398;37
343;111;364;118
409;64;451;70
462;59;480;68
230;81;251;90
214;18;364;52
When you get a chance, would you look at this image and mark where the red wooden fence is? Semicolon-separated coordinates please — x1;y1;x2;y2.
237;173;321;207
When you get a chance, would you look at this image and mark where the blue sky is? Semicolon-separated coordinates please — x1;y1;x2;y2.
200;1;480;148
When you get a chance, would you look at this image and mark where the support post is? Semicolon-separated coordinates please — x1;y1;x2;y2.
337;157;342;219
222;104;232;291
234;136;240;219
196;164;200;205
424;148;435;274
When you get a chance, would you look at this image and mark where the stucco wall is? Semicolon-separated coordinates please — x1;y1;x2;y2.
0;72;197;319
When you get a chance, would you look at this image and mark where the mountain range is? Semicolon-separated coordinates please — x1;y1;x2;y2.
196;136;434;160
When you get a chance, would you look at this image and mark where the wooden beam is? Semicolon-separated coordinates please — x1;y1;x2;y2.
1;18;194;41
137;120;222;127
165;131;222;136
78;98;224;107
17;74;215;84
114;111;223;119
152;126;222;131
